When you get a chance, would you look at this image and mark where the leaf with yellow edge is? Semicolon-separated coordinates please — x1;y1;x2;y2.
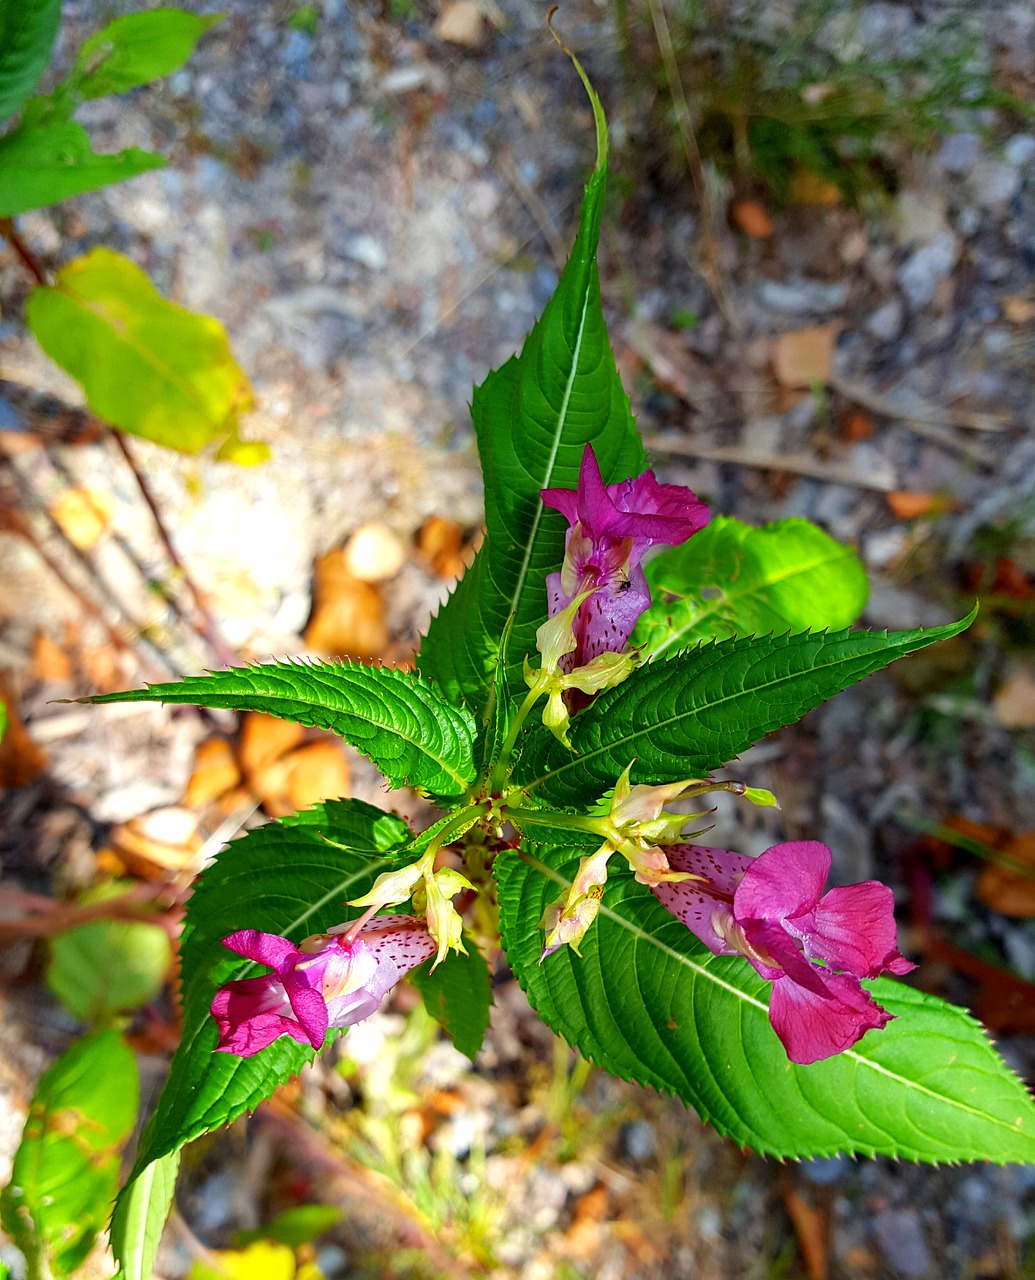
26;247;268;461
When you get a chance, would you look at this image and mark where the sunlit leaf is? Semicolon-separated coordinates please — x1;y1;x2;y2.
73;9;224;100
110;1151;180;1280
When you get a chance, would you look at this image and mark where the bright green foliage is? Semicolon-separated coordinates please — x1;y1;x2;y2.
110;1151;181;1280
237;1204;343;1249
46;884;172;1022
71;9;223;101
0;0;61;123
89;660;479;799
515;611;975;806
417;64;644;716
410;933;493;1059
26;247;266;458
633;516;870;657
0;1030;139;1278
0;120;165;217
497;844;1035;1162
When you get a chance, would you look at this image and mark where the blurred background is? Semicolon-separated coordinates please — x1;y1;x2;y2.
1;0;1035;1276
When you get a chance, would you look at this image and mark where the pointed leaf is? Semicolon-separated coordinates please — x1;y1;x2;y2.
109;1151;180;1280
26;247;266;458
409;933;492;1060
88;660;478;799
1;1030;139;1278
0;121;165;216
0;0;61;123
74;9;224;100
633;516;869;658
516;612;975;806
417;65;645;712
496;843;1035;1162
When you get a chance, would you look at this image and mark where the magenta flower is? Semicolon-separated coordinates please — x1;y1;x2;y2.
651;841;914;1064
211;914;436;1057
540;444;709;667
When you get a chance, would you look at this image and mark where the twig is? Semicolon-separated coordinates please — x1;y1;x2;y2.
830;374;1010;434
0;217;48;285
645;433;900;492
109;430;239;668
0;883;182;941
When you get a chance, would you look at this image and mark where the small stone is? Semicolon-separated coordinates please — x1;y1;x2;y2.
758;277;849;314
621;1121;656;1161
344;522;406;582
898;232;959;308
969;158;1021;209
1005;134;1035;167
344;234;387;271
865;297;904;341
873;1208;931;1278
433;1;486;48
895;188;950;247
936;132;981;175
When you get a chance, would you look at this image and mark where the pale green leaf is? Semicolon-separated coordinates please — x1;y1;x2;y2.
633;516;870;658
0;120;165;216
74;9;224;100
0;0;61;123
110;1151;180;1280
26;246;265;458
497;844;1035;1162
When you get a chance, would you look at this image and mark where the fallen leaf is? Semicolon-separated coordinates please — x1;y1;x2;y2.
432;1;485;47
787;169;842;205
344;522;406;583
183;737;240;809
730;198;774;238
886;491;938;520
239;712;305;783
251;740;350;818
839;407;874;441
0;673;48;787
991;556;1033;599
32;631;73;682
993;665;1035;729
771;325;840;389
1002;295;1035;324
924;934;1035;1032
111;806;202;877
304;549;388;659
782;1179;829;1280
625;318;711;403
415;515;468;579
80;644;125;693
976;832;1035;916
48;487;114;549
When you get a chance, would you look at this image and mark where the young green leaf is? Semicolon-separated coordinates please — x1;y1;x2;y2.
515;611;976;806
72;9;224;101
0;0;61;124
25;247;267;459
409;932;493;1060
0;121;165;217
1;1030;140;1278
496;843;1035;1162
632;516;870;657
417;60;645;711
87;660;479;800
109;1151;181;1280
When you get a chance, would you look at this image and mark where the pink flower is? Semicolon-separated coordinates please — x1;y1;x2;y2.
540;444;709;667
651;841;914;1064
211;914;436;1057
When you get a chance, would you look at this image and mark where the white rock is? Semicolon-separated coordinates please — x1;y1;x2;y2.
898;231;959;308
1005;133;1035;167
865;297;904;341
936;133;981;175
968;157;1022;209
344;233;388;271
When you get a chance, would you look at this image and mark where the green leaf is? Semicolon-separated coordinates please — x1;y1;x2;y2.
409;934;493;1060
1;1029;140;1277
496;843;1035;1162
110;1151;180;1280
128;800;412;1182
47;883;172;1022
236;1204;342;1249
633;516;870;658
25;247;267;459
0;0;61;124
87;660;479;800
73;9;224;100
515;611;976;806
417;61;645;715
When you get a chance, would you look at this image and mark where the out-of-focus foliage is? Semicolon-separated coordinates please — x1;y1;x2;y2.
0;0;62;123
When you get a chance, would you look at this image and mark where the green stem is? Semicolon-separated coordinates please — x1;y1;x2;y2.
488;684;542;793
506;806;609;838
422;802;490;860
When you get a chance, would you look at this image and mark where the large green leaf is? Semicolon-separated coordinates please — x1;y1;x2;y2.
88;660;479;800
633;516;869;658
515;612;975;806
26;247;268;460
496;843;1035;1162
409;933;493;1060
128;800;412;1182
0;121;165;216
1;1030;140;1278
109;1151;181;1280
417;61;645;717
74;9;224;101
0;0;61;124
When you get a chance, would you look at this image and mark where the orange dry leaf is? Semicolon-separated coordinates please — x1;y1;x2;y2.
886;491;938;520
304;549;388;659
1002;295;1035;324
0;673;48;788
782;1180;829;1280
184;737;241;809
839;408;874;442
415;516;467;579
81;643;124;692
976;832;1035;917
344;522;406;583
111;806;202;878
250;740;350;818
993;665;1035;729
238;712;305;783
32;630;73;682
730;198;774;238
48;487;114;550
771;325;840;389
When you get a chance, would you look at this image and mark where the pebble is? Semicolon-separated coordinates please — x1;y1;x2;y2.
936;132;981;175
802;1156;848;1185
758;278;849;314
866;297;904;341
969;158;1022;209
898;232;959;308
622;1120;657;1161
1005;134;1035;167
873;1208;932;1277
344;234;388;271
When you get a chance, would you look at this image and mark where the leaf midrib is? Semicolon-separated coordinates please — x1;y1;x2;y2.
648;545;855;660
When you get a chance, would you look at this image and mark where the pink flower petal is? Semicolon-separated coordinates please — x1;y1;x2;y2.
734;841;831;924
359;913;437;973
221;929;300;973
211;975;309;1056
767;971;894;1064
804;882;915;978
652;845;752;954
283;981;329;1048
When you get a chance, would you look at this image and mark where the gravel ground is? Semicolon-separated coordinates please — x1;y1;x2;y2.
2;1;1035;1277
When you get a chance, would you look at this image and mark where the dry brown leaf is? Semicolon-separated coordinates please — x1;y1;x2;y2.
787;169;842;205
80;644;123;692
977;832;1035;916
415;515;468;579
344;522;406;583
433;1;485;46
239;711;305;782
993;665;1035;729
839;408;874;442
251;740;350;817
730;198;774;238
627;319;710;403
771;325;840;389
0;673;48;788
48;487;114;550
184;737;241;809
1002;295;1035;324
111;805;202;878
886;491;938;520
305;549;388;659
783;1181;829;1280
32;631;73;682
